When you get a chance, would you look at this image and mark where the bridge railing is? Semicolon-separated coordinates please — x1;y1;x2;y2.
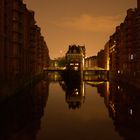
44;66;107;71
83;66;106;71
43;67;66;71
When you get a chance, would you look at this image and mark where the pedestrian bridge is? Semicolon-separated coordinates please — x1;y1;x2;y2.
83;66;106;71
43;66;107;72
43;67;66;71
44;66;109;81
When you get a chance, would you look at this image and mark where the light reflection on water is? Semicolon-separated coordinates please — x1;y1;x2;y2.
0;72;140;140
37;72;122;140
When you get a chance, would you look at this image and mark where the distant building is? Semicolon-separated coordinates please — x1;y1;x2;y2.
66;45;86;71
85;56;97;68
93;42;109;70
97;49;105;69
104;41;110;70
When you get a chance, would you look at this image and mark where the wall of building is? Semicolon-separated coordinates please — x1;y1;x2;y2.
85;56;97;68
138;0;140;10
104;41;110;70
0;0;5;80
0;0;50;83
97;49;105;69
66;45;85;71
108;3;140;86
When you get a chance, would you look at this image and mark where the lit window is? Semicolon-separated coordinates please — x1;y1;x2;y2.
130;54;134;60
113;48;115;52
75;92;79;95
118;70;120;74
74;67;78;71
129;109;133;115
118;86;120;90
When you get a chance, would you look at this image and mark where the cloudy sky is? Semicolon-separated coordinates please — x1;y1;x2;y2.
23;0;137;58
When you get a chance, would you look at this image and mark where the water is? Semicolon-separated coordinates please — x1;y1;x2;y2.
0;72;140;140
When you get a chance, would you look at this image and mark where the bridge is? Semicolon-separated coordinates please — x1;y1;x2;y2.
44;45;109;81
83;66;107;71
43;66;109;82
43;66;107;72
43;67;66;72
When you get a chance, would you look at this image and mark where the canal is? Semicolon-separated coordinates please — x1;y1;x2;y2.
0;72;140;140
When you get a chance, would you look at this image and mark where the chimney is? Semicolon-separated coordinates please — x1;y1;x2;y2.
138;0;140;10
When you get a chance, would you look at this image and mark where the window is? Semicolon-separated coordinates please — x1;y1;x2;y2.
118;70;120;74
130;54;134;60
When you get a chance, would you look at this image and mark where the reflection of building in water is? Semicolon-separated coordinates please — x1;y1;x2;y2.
106;81;140;140
97;83;106;97
66;81;85;109
87;81;109;99
86;81;110;108
0;80;49;140
96;82;110;107
103;82;110;107
60;78;85;109
44;72;63;82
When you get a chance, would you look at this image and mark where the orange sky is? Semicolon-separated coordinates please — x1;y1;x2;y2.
23;0;136;59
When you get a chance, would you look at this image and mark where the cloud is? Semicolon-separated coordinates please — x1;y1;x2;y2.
50;14;123;33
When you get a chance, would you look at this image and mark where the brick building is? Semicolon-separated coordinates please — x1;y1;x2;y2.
108;0;140;86
97;49;105;69
0;0;5;80
0;0;50;82
104;41;110;70
85;56;97;68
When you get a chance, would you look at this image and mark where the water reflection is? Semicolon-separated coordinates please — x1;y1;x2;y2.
1;71;140;140
44;71;63;82
0;80;49;140
106;81;140;140
59;75;85;109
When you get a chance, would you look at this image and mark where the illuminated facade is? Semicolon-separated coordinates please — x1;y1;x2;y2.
104;41;110;70
66;45;85;71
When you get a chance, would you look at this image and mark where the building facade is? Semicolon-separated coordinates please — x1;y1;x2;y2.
66;45;85;71
85;56;97;68
108;0;140;86
0;0;50;83
0;0;5;80
97;49;105;69
104;41;110;70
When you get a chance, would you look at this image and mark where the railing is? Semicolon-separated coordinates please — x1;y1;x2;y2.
84;66;106;71
44;66;106;71
43;67;66;71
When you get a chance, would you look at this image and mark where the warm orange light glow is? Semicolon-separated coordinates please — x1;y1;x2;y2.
23;0;137;58
107;57;110;70
107;82;110;96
